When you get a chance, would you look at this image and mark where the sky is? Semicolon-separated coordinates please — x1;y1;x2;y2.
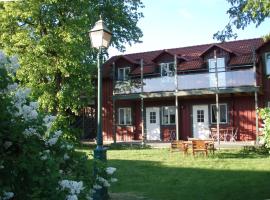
108;0;270;57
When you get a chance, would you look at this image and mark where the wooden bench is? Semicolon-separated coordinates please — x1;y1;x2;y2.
170;140;188;155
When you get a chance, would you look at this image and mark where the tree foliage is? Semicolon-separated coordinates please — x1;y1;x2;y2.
213;0;270;41
0;0;143;117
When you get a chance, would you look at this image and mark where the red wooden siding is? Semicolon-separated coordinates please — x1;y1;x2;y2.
102;78;113;141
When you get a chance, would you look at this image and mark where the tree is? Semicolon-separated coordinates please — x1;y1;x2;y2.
213;0;270;41
0;0;143;119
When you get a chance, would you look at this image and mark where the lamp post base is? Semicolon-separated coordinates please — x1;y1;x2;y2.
93;147;108;200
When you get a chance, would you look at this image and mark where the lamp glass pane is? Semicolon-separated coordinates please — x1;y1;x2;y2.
90;30;103;48
102;31;112;48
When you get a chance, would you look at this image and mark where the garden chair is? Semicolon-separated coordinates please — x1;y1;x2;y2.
170;140;188;155
191;140;208;156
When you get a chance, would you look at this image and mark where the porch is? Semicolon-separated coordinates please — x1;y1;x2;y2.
108;93;259;143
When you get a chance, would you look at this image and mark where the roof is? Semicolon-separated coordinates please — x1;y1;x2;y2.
104;38;265;77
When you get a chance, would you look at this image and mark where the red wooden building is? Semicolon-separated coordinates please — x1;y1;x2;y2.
102;38;270;142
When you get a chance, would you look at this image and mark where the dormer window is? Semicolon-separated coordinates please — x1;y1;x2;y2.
160;63;175;77
208;57;225;71
266;52;270;75
118;67;130;81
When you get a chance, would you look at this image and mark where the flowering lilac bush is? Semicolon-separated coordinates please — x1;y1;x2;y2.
0;52;117;199
259;108;270;149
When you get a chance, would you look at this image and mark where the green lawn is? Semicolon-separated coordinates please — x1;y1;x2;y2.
80;146;270;200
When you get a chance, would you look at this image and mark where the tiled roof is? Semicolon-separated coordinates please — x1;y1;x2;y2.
103;38;265;77
229;54;254;66
130;64;156;75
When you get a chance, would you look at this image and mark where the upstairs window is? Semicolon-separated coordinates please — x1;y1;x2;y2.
210;104;228;124
160;63;175;77
118;107;132;125
208;57;225;72
266;52;270;75
162;106;176;125
118;67;130;81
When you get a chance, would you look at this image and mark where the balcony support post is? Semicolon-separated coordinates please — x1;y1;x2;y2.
112;62;116;144
253;47;259;144
174;54;179;140
140;59;146;145
214;50;220;146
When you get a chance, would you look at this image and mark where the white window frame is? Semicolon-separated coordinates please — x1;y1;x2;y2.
162;106;176;125
265;52;270;75
160;62;175;77
208;57;225;72
210;103;228;124
118;67;130;81
118;107;132;125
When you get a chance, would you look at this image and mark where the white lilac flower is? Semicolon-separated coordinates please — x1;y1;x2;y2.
64;153;70;160
45;130;63;146
102;180;110;187
4;141;12;149
46;137;58;146
40;155;48;160
59;180;84;195
2;191;14;200
23;128;40;137
106;167;116;175
43;115;56;130
0;165;4;169
110;178;118;183
66;194;78;200
7;83;18;92
59;170;63;174
93;184;102;190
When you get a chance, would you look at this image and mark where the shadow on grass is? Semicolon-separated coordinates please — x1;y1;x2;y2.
77;147;270;200
108;159;270;200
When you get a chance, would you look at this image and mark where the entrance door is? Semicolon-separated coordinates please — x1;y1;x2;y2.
146;107;160;140
192;105;210;139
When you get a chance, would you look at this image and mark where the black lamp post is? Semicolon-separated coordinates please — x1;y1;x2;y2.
89;18;112;200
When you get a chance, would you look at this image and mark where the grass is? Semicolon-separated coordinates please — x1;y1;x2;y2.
78;145;270;200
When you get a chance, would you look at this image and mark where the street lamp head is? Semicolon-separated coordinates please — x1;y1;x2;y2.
89;18;112;49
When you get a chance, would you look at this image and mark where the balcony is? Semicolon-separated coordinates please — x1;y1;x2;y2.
114;69;256;95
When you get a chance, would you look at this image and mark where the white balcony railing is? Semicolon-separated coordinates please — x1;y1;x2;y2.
114;69;255;95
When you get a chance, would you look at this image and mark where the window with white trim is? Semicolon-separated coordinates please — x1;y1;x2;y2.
268;101;270;108
118;67;130;81
160;63;175;77
210;104;228;124
265;52;270;75
118;107;132;125
162;106;176;125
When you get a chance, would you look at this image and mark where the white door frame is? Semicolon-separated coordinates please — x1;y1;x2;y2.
146;107;161;140
192;105;210;139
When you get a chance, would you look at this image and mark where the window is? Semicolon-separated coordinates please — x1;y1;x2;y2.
197;110;204;122
118;108;132;125
150;112;156;124
268;102;270;108
160;63;175;76
162;106;176;125
265;52;270;75
208;57;225;72
118;67;130;81
211;104;227;124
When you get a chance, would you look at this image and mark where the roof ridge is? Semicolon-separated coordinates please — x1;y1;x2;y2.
112;37;262;58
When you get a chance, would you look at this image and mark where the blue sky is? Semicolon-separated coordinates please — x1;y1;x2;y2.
108;0;270;56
